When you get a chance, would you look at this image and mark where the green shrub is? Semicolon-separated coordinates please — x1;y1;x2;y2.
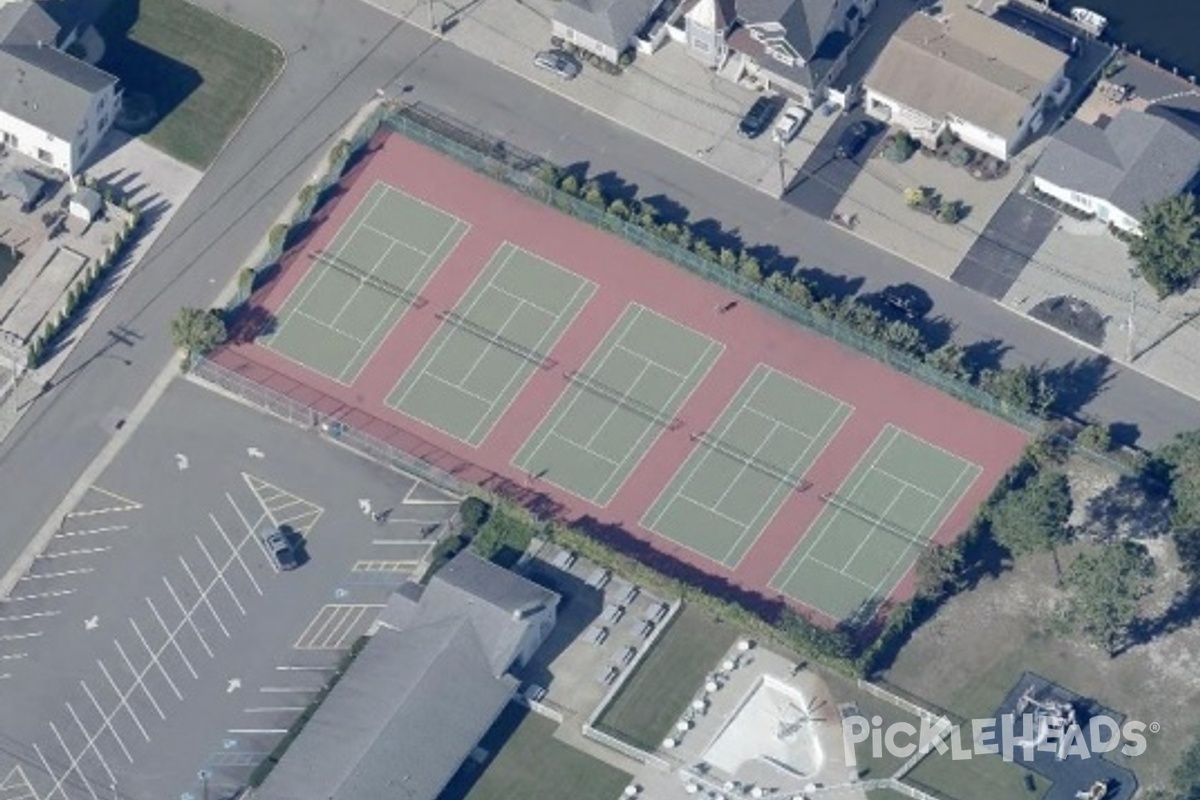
883;133;918;163
618;49;634;68
268;223;289;252
737;254;763;283
949;146;973;167
607;198;631;219
582;181;606;207
718;248;738;270
536;163;562;187
297;183;318;210
329;139;352;169
558;174;581;195
1076;422;1113;453
471;507;537;567
459;496;491;532
937;199;964;224
693;240;716;260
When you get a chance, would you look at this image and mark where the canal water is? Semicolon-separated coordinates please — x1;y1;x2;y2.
1048;0;1200;79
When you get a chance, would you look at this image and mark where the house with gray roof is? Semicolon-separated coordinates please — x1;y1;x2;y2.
0;1;120;175
255;551;559;800
1032;108;1200;234
552;0;667;64
863;6;1071;161
680;0;872;109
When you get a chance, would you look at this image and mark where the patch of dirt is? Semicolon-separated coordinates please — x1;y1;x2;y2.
1067;457;1172;542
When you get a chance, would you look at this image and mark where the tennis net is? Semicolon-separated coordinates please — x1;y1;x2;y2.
310;251;427;309
819;492;930;549
435;310;556;370
563;370;682;431
689;430;810;491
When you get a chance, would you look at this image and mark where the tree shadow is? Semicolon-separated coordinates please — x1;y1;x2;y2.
640;193;689;226
1108;421;1141;449
690;218;744;253
561;160;592;184
744;243;798;278
961;338;1009;379
226;305;278;344
793;266;863;301
1125;583;1200;650
590;171;639;203
1043;356;1113;418
96;0;203;129
1080;473;1173;542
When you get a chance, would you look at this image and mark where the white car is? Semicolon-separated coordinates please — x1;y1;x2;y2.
773;105;810;143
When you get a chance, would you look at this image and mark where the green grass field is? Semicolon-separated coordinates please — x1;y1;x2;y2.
449;707;631;800
905;749;1050;800
99;0;283;167
594;606;738;750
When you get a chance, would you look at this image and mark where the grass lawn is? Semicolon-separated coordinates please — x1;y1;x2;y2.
822;673;928;780
594;605;739;751
98;0;283;168
867;789;917;800
446;706;631;800
905;749;1051;800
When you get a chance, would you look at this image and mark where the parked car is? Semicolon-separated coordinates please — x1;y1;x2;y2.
738;96;779;139
533;49;581;80
265;527;303;571
773;105;810;143
834;120;873;159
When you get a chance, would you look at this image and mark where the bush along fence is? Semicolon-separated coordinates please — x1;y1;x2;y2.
27;206;140;368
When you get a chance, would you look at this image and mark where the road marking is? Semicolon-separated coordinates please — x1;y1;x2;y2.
66;486;143;518
103;650;161;727
0;652;27;661
84;616;99;631
247;447;265;459
38;547;112;560
275;665;338;672
189;539;247;617
162;578;217;656
243;474;324;537
130;618;186;698
352;560;418;572
20;568;94;580
50;718;104;799
227;729;287;735
175;454;189;471
145;599;202;677
32;742;68;800
244;706;305;713
208;751;269;767
294;605;382;650
259;686;322;694
55;525;129;539
0;765;39;800
227;679;242;693
0;632;43;641
8;588;75;601
217;502;268;592
0;610;60;622
401;481;460;505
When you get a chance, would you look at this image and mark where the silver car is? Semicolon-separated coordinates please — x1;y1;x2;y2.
534;49;581;80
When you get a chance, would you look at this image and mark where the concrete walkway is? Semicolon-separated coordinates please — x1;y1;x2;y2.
361;0;828;195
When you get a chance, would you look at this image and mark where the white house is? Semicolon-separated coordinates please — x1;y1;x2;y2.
863;7;1071;161
552;0;668;64
0;1;121;175
682;0;873;109
1032;108;1200;235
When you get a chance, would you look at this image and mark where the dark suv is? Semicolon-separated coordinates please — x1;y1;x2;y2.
265;527;303;571
834;120;873;159
738;96;779;139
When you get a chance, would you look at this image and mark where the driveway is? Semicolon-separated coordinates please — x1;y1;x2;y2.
783;110;886;218
951;190;1060;299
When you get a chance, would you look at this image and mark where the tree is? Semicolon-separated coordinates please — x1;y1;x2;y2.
170;307;227;361
1076;422;1113;453
1155;430;1200;532
1129;194;1200;297
987;468;1072;556
1063;540;1155;654
979;364;1057;416
925;342;971;382
916;543;963;599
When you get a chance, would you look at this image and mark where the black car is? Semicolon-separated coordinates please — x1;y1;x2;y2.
265;527;303;571
834;120;873;159
738;96;779;139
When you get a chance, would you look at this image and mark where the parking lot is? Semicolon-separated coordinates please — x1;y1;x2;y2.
0;379;458;800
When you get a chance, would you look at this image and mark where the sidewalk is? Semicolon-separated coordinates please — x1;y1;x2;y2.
364;0;831;196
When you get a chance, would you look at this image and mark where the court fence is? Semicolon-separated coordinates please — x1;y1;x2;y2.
189;355;468;497
379;104;1049;432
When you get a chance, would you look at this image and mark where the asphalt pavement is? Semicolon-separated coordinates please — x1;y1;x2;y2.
0;379;457;800
1;0;1200;680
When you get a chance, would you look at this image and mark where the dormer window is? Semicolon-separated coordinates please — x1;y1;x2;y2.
768;46;794;66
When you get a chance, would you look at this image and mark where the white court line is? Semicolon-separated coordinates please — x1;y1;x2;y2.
55;526;128;539
20;568;94;580
839;485;908;574
870;465;945;502
145;597;203;676
582;352;652;453
290;308;366;344
452;296;527;404
423;371;495;406
327;237;407;327
546;431;622;467
50;720;99;800
613;342;687;379
110;643;165;721
7;589;75;601
807;556;875;590
359;222;433;257
163;577;220;654
129;618;186;698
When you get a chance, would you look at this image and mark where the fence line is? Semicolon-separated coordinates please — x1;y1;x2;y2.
580;724;670;770
855;679;942;724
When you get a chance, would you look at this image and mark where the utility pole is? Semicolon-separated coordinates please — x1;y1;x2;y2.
777;136;787;198
1126;272;1138;363
428;0;438;34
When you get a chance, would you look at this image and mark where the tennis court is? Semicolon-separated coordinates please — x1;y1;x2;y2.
771;425;982;622
512;304;723;506
264;182;467;384
641;365;852;567
386;242;596;445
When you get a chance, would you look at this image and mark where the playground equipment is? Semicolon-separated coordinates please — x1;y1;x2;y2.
1013;686;1077;760
1075;780;1109;800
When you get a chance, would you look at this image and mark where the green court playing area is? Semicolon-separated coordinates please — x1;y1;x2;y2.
264;182;467;384
641;365;852;567
386;243;596;445
512;304;722;506
772;425;982;622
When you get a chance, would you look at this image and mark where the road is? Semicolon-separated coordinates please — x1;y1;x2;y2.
1;0;1199;612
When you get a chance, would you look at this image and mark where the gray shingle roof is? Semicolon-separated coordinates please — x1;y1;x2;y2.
0;45;116;140
554;0;662;50
1035;109;1200;217
0;169;46;204
734;0;837;60
255;620;517;800
0;1;59;46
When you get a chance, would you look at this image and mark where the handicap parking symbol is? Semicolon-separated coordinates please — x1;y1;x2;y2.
223;738;238;750
334;588;348;599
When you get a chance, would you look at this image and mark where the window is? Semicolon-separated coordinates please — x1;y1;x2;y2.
691;36;711;52
37;148;53;163
2;131;15;147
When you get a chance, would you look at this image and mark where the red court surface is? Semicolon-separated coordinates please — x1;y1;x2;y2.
216;129;1028;625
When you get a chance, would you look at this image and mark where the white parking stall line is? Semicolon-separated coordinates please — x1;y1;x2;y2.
20;568;94;580
324;607;367;649
0;673;10;680
227;729;287;735
108;644;163;723
258;687;322;694
128;619;185;699
306;607;346;649
93;666;152;745
190;539;247;617
162;577;219;655
54;525;128;539
37;547;112;560
68;699;126;776
143;600;200;679
0;610;60;623
244;707;306;713
0;632;43;642
227;491;275;564
7;588;75;601
0;652;28;661
213;506;266;593
33;742;72;800
49;721;99;800
83;677;144;754
275;665;338;672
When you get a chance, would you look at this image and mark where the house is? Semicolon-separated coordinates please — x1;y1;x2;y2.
683;0;873;109
552;0;667;64
0;1;121;175
255;551;560;800
862;7;1071;161
1032;108;1200;234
